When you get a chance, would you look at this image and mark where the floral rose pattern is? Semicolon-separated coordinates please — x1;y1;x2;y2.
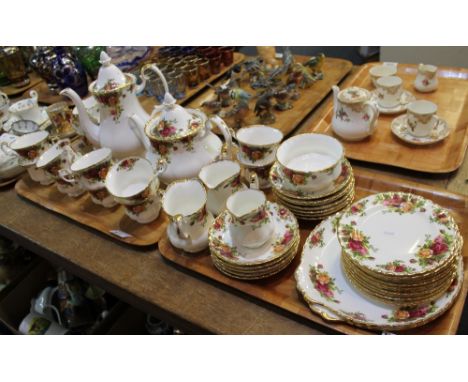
373;193;426;214
157;119;178;138
221;174;242;190
117;158;137;172
430;207;452;227
95;80;124;122
347;200;368;217
412;231;454;268
376;260;416;274
339;311;368;321
273;226;295;253
339;221;377;261
336;107;350;122
310;264;342;303
308;228;325;248
333;161;349;187
240;144;273;163
381;302;437;322
82;163;109;183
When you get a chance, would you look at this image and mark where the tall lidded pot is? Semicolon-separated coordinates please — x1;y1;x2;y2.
128;64;233;185
60;51;150;159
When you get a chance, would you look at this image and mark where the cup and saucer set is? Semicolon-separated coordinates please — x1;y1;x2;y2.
391;100;450;145
369;64;416;115
1;90;51;134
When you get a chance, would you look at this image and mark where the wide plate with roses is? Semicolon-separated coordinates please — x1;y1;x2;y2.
295;214;463;331
208;202;299;266
338;192;459;277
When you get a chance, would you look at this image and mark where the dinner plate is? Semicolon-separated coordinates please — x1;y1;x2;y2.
338;192;459;277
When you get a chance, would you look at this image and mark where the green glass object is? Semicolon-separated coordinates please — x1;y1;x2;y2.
74;46;105;80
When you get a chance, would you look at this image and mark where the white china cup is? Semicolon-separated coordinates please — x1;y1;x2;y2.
105;157;166;224
236;125;283;165
6;130;54;185
36;140;85;197
9;90;44;124
198;160;247;216
375;76;403;108
369;64;397;86
414;63;438;93
406;100;439;137
276;133;343;193
162;179;212;252
226;189;274;249
62;147;116;207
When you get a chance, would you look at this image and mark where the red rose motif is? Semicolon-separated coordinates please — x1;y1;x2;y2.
348;239;367;255
395;265;405;272
160;126;177;137
281;230;294;245
315;282;333;298
430;236;448;255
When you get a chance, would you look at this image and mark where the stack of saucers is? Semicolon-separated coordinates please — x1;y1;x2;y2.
337;192;463;306
208;201;300;280
268;134;355;221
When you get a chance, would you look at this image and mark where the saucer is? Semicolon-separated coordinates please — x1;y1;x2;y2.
391;115;450;145
295;213;463;331
371;90;416;114
209;201;299;266
2;107;51;133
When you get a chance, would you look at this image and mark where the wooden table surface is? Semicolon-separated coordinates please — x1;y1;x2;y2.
1;64;467;334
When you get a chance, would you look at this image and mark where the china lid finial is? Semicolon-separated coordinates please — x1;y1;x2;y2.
99;51;112;66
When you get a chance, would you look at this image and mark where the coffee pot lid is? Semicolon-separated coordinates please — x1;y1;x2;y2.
92;51;128;92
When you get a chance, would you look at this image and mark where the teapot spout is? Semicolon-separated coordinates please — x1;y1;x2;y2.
60;88;100;147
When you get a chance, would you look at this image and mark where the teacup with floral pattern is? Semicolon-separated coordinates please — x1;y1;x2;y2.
236;125;283;166
105;157;166;224
226;189;274;249
36;139;85;197
162;179;211;249
406;100;439;137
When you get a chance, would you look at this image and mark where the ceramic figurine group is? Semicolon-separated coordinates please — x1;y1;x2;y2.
332;62;448;145
201;47;325;127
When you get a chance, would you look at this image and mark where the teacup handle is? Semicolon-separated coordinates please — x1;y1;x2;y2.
154;158;167;177
58;168;77;184
363;101;379;134
29;90;39;104
174;214;190;240
0;92;8;105
246;170;259;190
0;142;18;157
209;115;232;159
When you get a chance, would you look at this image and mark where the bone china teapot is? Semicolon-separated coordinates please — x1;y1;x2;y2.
129;64;233;185
60;51;150;159
331;85;379;141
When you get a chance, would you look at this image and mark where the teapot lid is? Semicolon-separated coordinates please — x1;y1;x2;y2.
145;93;205;142
92;51;128;92
338;87;370;104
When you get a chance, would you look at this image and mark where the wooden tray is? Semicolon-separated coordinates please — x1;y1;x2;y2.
0;72;42;97
15;175;168;246
159;168;468;334
186;56;353;136
305;62;468;173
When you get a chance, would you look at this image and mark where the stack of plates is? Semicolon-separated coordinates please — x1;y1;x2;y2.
208;201;300;280
295;209;463;331
337;192;462;306
270;159;355;221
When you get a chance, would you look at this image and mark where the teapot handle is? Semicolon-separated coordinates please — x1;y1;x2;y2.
209;115;232;159
363;101;379;134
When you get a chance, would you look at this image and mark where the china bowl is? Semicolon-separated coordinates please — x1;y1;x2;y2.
276;133;343;193
236;125;283;165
